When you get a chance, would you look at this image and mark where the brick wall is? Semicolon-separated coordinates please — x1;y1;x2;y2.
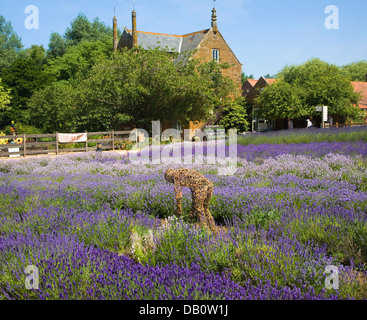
192;29;242;93
246;77;268;105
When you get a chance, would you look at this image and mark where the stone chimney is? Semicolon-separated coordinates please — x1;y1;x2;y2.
211;7;218;34
132;10;138;47
113;16;118;51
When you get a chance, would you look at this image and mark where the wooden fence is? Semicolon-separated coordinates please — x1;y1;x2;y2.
0;130;134;158
325;121;367;128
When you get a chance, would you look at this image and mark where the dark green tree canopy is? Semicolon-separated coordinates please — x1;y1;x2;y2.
0;45;53;127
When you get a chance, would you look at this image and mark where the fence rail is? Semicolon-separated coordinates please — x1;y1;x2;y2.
0;130;134;158
324;122;367;128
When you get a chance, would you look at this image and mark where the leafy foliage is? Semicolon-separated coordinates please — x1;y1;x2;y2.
75;47;238;132
26;81;77;133
341;60;367;82
241;72;254;84
255;80;306;120
45;38;113;83
219;97;249;132
0;78;11;112
0;46;54;127
64;14;114;46
0;16;22;73
255;59;361;121
47;32;67;60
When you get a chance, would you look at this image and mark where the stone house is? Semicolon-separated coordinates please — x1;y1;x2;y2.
113;7;242;136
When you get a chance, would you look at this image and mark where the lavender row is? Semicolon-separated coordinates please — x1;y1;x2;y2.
0;219;343;300
1;167;366;299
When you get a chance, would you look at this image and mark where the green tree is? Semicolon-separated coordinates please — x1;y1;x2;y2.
46;38;113;82
1;45;53;127
26;81;77;133
0;77;11;127
241;72;254;84
47;32;67;59
219;97;249;132
0;16;23;74
256;59;360;121
75;47;237;132
0;78;11;111
255;80;306;120
341;60;367;82
64;13;113;46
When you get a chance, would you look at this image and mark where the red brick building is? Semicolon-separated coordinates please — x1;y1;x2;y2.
113;7;242;136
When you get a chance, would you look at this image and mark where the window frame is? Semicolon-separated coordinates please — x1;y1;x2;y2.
212;49;219;62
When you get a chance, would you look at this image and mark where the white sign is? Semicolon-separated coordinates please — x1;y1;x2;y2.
8;147;20;158
316;106;328;122
322;106;328;122
57;133;87;143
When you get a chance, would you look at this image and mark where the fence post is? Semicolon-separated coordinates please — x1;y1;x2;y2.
23;133;26;157
112;130;115;151
56;132;59;155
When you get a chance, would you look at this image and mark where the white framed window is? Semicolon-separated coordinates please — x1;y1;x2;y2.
212;49;219;61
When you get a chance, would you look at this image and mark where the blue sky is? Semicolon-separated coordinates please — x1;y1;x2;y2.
1;0;367;78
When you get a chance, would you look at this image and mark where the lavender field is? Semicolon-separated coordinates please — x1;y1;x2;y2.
1;129;367;300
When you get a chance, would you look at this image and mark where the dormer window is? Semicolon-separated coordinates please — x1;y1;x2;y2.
212;49;219;61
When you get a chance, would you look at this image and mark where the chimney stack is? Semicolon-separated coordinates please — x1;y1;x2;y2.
211;8;218;34
132;10;138;47
113;16;118;51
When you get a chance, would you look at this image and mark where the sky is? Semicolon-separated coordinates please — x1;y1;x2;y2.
1;0;367;78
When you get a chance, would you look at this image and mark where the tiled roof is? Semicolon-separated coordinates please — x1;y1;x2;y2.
352;82;367;109
247;79;258;86
125;29;209;53
265;79;277;85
